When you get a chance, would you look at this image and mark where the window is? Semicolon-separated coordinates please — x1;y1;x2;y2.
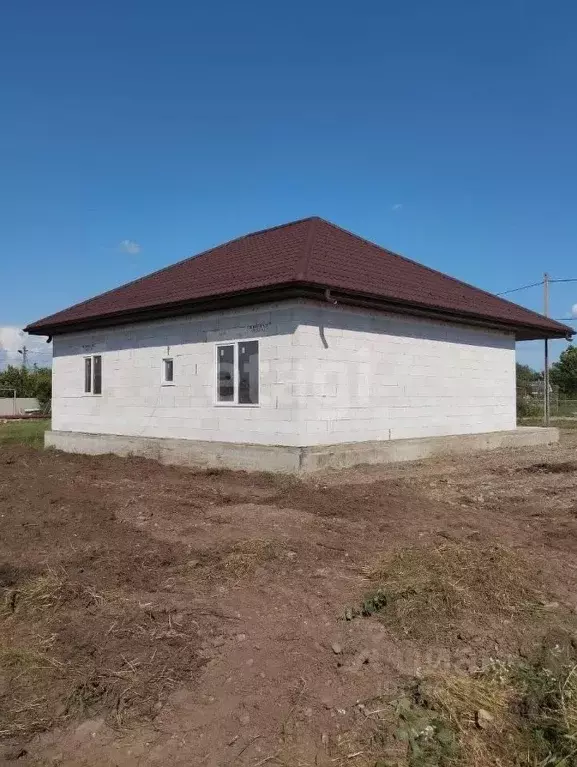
162;358;174;384
93;355;102;395
84;355;102;394
84;357;92;393
238;341;259;404
217;345;234;402
216;341;259;405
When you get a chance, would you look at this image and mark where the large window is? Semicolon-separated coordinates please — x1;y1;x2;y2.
216;341;259;405
84;355;102;395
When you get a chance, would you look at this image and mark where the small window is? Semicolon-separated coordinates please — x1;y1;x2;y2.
216;341;259;405
84;355;102;395
162;358;174;384
217;345;234;402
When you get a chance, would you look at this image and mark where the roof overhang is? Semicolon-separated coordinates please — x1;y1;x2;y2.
25;282;574;342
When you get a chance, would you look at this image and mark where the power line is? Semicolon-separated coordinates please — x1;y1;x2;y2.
496;280;543;296
496;277;577;297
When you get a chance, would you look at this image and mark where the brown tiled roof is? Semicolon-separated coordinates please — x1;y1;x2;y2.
25;217;572;340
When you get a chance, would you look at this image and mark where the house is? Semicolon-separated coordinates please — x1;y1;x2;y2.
25;217;573;472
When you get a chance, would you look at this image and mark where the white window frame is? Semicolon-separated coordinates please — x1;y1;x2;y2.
84;354;102;396
161;357;175;386
214;340;260;407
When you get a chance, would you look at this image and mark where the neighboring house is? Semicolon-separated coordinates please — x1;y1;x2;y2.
25;217;573;471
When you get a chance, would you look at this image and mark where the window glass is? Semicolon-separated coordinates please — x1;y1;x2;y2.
84;357;92;393
238;341;259;404
217;345;234;402
93;355;102;395
163;358;174;383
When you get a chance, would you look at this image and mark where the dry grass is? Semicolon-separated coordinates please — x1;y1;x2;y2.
413;668;519;766
392;644;577;767
0;572;66;738
0;570;203;740
0;569;65;617
335;541;577;766
321;640;577;767
360;542;544;640
215;538;279;578
346;542;577;764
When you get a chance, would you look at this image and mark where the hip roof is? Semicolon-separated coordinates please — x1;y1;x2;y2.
25;217;572;341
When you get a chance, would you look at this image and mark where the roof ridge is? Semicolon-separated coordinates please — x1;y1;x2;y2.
295;217;319;281
317;218;563;328
30;216;319;327
235;215;318;240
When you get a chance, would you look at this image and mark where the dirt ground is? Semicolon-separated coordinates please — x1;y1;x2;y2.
2;431;577;766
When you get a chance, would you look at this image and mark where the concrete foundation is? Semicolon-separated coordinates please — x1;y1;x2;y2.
45;427;559;473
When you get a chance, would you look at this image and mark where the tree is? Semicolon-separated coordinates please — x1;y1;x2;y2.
550;346;577;399
0;366;30;397
31;367;52;408
0;365;52;408
516;363;539;397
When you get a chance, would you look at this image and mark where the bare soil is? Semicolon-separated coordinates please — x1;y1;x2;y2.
1;431;577;766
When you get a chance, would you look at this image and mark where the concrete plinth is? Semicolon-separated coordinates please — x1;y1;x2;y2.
45;427;559;473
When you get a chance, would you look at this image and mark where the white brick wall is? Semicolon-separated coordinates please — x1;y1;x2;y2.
52;302;303;446
51;299;516;447
290;303;516;445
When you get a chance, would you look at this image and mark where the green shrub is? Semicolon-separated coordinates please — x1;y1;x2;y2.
517;397;542;419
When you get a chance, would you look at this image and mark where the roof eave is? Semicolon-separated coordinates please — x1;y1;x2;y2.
24;282;573;341
317;287;573;341
23;285;306;336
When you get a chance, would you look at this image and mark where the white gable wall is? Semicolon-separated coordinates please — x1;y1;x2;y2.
51;299;516;447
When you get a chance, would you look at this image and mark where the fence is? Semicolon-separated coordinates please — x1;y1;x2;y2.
0;397;41;417
518;396;577;421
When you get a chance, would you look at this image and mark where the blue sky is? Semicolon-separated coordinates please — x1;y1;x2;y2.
1;0;576;369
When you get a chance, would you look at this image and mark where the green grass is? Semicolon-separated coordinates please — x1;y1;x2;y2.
519;418;577;429
0;419;50;447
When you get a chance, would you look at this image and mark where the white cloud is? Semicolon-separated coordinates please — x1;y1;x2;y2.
0;328;52;371
119;239;141;255
391;203;403;212
572;304;577;318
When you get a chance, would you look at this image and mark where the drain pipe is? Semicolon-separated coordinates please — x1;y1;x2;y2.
324;288;338;305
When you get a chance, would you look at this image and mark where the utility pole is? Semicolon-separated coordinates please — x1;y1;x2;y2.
18;345;28;370
544;273;550;426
